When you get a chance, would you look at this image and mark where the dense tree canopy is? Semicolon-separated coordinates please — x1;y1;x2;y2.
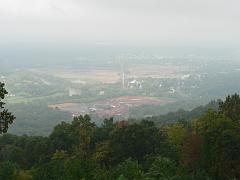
219;93;240;123
0;94;240;179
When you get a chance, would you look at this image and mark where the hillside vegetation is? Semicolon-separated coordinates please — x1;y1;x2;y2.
0;93;240;179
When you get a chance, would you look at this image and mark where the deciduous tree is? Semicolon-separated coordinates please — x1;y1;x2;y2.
0;82;15;134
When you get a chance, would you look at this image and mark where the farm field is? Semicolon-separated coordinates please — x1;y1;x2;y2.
32;69;121;84
32;64;189;84
127;64;189;79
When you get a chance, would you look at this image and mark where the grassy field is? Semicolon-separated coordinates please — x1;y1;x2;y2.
6;92;65;104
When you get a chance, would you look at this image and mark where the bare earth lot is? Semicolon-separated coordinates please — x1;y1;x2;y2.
49;96;174;119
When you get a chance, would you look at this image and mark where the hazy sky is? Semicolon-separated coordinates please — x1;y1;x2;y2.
1;0;240;46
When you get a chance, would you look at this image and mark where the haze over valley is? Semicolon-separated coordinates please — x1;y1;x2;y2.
1;45;240;135
1;1;240;179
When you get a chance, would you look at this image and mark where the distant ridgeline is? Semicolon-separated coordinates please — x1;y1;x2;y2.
132;100;219;126
6;100;219;136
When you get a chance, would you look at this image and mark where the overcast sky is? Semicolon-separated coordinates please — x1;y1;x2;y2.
0;0;240;46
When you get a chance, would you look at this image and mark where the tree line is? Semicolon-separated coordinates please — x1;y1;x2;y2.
1;82;240;179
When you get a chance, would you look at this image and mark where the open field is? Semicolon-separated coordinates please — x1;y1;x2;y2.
127;64;188;79
33;69;120;84
32;64;189;84
49;96;174;119
6;92;65;104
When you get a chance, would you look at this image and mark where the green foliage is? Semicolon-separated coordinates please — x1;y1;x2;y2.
219;93;240;122
145;156;178;180
139;100;219;126
196;109;240;179
1;94;240;179
115;159;143;180
110;120;164;163
0;82;15;134
49;122;76;152
0;161;18;180
16;170;32;180
7;103;71;136
64;156;97;180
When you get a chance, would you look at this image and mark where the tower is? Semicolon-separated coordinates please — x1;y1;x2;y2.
122;70;125;89
118;54;126;89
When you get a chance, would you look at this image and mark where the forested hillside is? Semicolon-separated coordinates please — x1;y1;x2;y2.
2;0;240;179
6;99;218;136
144;100;219;126
7;103;72;136
0;93;240;179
